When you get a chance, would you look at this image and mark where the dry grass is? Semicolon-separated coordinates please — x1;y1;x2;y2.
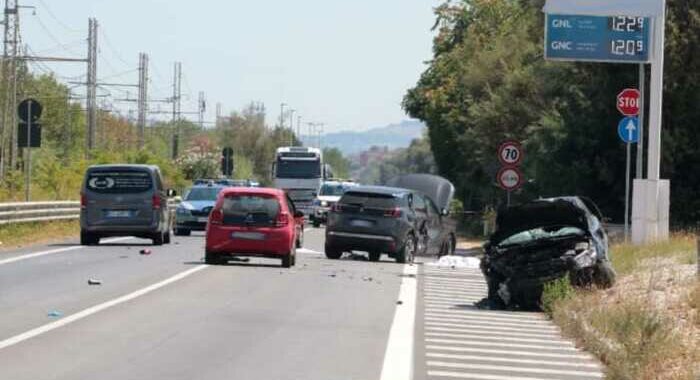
0;220;79;251
549;235;700;380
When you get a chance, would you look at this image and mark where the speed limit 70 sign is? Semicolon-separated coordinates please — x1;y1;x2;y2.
498;140;523;166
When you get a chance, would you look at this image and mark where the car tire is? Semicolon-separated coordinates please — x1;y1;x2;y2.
205;250;221;265
592;261;616;288
282;254;292;268
296;229;304;249
163;230;171;244
325;244;342;260
369;251;381;262
80;230;99;246
174;228;191;236
152;232;164;246
312;220;321;228
439;235;455;257
396;233;416;264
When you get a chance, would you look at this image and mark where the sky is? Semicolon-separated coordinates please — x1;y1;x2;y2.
21;0;437;132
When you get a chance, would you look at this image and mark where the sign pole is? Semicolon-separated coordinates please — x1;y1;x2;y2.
624;140;631;242
25;101;32;202
506;190;511;207
636;63;645;179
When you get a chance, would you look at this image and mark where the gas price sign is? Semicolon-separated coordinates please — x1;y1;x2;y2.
545;14;650;63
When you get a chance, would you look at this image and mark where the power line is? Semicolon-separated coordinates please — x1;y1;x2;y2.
36;0;81;33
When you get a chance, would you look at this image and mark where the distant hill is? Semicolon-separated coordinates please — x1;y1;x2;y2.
301;120;425;155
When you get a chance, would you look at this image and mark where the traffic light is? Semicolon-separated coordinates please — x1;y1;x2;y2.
221;147;234;177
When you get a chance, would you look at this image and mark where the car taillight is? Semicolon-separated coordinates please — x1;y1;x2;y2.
210;208;223;225
80;193;87;209
384;207;402;218
275;212;290;227
152;195;161;210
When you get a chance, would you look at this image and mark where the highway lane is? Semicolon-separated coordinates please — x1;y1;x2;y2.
0;227;407;380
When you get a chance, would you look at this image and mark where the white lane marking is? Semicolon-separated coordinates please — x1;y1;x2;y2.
427;369;551;380
426;352;601;369
426;321;563;335
426;338;579;352
297;248;323;255
425;296;486;303
423;308;546;322
0;237;133;266
0;264;208;350
424;316;559;330
425;300;484;307
427;361;604;378
379;263;417;380
425;332;575;347
427;345;594;360
425;279;485;285
426;326;561;339
424;286;487;292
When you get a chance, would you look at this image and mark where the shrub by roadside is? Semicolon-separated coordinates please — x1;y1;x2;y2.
0;220;79;251
543;235;700;380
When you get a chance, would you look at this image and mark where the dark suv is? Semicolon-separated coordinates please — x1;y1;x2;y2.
325;186;421;263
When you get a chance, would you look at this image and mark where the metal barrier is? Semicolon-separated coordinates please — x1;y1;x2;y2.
0;199;181;225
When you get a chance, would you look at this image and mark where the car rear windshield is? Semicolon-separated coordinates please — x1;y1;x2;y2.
185;187;221;201
86;170;153;193
339;192;402;209
222;195;280;226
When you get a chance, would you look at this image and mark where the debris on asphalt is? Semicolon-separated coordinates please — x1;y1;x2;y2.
47;310;63;318
87;279;102;285
362;276;373;282
427;255;480;269
139;249;152;255
329;273;337;278
396;300;403;305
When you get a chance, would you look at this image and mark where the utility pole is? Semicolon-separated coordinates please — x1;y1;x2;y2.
215;102;222;128
171;61;181;159
279;102;286;130
86;18;98;156
2;0;20;174
288;109;295;146
198;91;205;129
137;52;148;149
296;115;302;146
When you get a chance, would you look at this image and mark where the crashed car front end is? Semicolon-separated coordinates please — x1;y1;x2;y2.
481;198;615;309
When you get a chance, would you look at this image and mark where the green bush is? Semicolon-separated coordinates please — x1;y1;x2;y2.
541;275;575;316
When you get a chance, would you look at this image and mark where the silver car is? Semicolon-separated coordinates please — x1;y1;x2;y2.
80;164;175;246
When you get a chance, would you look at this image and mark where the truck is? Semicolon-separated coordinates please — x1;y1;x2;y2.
272;146;327;216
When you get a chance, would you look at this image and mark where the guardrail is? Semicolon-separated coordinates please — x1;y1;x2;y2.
0;199;181;225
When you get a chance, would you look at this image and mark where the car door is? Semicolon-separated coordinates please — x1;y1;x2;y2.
411;193;431;254
286;194;302;242
424;196;444;254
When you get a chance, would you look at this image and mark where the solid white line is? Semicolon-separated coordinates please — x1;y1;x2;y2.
0;237;132;266
426;313;559;331
426;352;602;369
427;361;604;378
426;321;563;335
426;326;560;339
0;264;208;350
425;332;574;347
379;263;417;380
425;300;483;308
426;370;548;380
425;296;486;303
426;345;593;360
425;279;485;285
424;286;487;292
426;338;579;352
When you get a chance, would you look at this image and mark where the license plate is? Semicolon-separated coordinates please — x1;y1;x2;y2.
197;217;208;223
351;219;374;228
106;210;131;218
232;231;265;240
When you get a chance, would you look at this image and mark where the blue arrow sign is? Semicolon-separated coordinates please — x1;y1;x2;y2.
618;116;639;144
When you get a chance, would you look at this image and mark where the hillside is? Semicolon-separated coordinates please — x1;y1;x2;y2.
301;120;425;155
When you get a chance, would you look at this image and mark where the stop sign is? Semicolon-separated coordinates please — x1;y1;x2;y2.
617;88;640;116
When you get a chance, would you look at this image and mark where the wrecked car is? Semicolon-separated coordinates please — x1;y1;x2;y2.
481;197;616;309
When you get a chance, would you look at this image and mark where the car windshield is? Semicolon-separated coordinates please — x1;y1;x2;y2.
185;187;221;201
319;184;345;196
275;159;321;179
498;226;586;246
222;195;280;225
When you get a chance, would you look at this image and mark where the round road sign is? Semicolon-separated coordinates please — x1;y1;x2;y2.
616;88;640;116
18;98;43;123
497;166;524;191
498;140;523;166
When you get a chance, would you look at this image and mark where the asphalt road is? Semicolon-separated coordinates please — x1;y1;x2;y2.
0;226;604;380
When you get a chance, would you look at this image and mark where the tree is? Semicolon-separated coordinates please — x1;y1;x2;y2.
323;147;351;179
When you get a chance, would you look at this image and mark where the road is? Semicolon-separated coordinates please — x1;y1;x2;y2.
0;226;603;380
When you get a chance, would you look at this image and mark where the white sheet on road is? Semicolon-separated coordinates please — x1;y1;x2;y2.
426;255;480;269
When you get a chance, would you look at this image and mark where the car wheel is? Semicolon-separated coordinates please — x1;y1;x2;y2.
592;261;616;288
163;230;171;244
80;230;98;246
281;254;292;268
312;220;321;228
325;244;342;260
204;250;221;265
439;235;455;257
368;251;381;262
296;229;304;249
396;233;416;264
152;232;164;246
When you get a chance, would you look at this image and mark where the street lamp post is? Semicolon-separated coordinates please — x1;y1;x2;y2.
279;102;287;130
289;109;296;146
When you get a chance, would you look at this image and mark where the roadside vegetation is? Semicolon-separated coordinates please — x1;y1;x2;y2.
542;235;700;380
0;220;79;250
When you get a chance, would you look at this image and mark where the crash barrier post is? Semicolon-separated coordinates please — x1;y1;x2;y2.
0;199;181;225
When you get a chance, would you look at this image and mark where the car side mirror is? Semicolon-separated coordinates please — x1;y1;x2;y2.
166;189;177;197
294;211;305;218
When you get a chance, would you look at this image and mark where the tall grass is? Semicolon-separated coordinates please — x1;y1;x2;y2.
0;220;79;249
611;234;696;276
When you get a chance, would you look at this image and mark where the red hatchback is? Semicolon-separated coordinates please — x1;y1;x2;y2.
205;187;304;267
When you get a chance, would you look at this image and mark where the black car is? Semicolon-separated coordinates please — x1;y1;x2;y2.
386;174;458;257
481;196;616;309
325;186;421;263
